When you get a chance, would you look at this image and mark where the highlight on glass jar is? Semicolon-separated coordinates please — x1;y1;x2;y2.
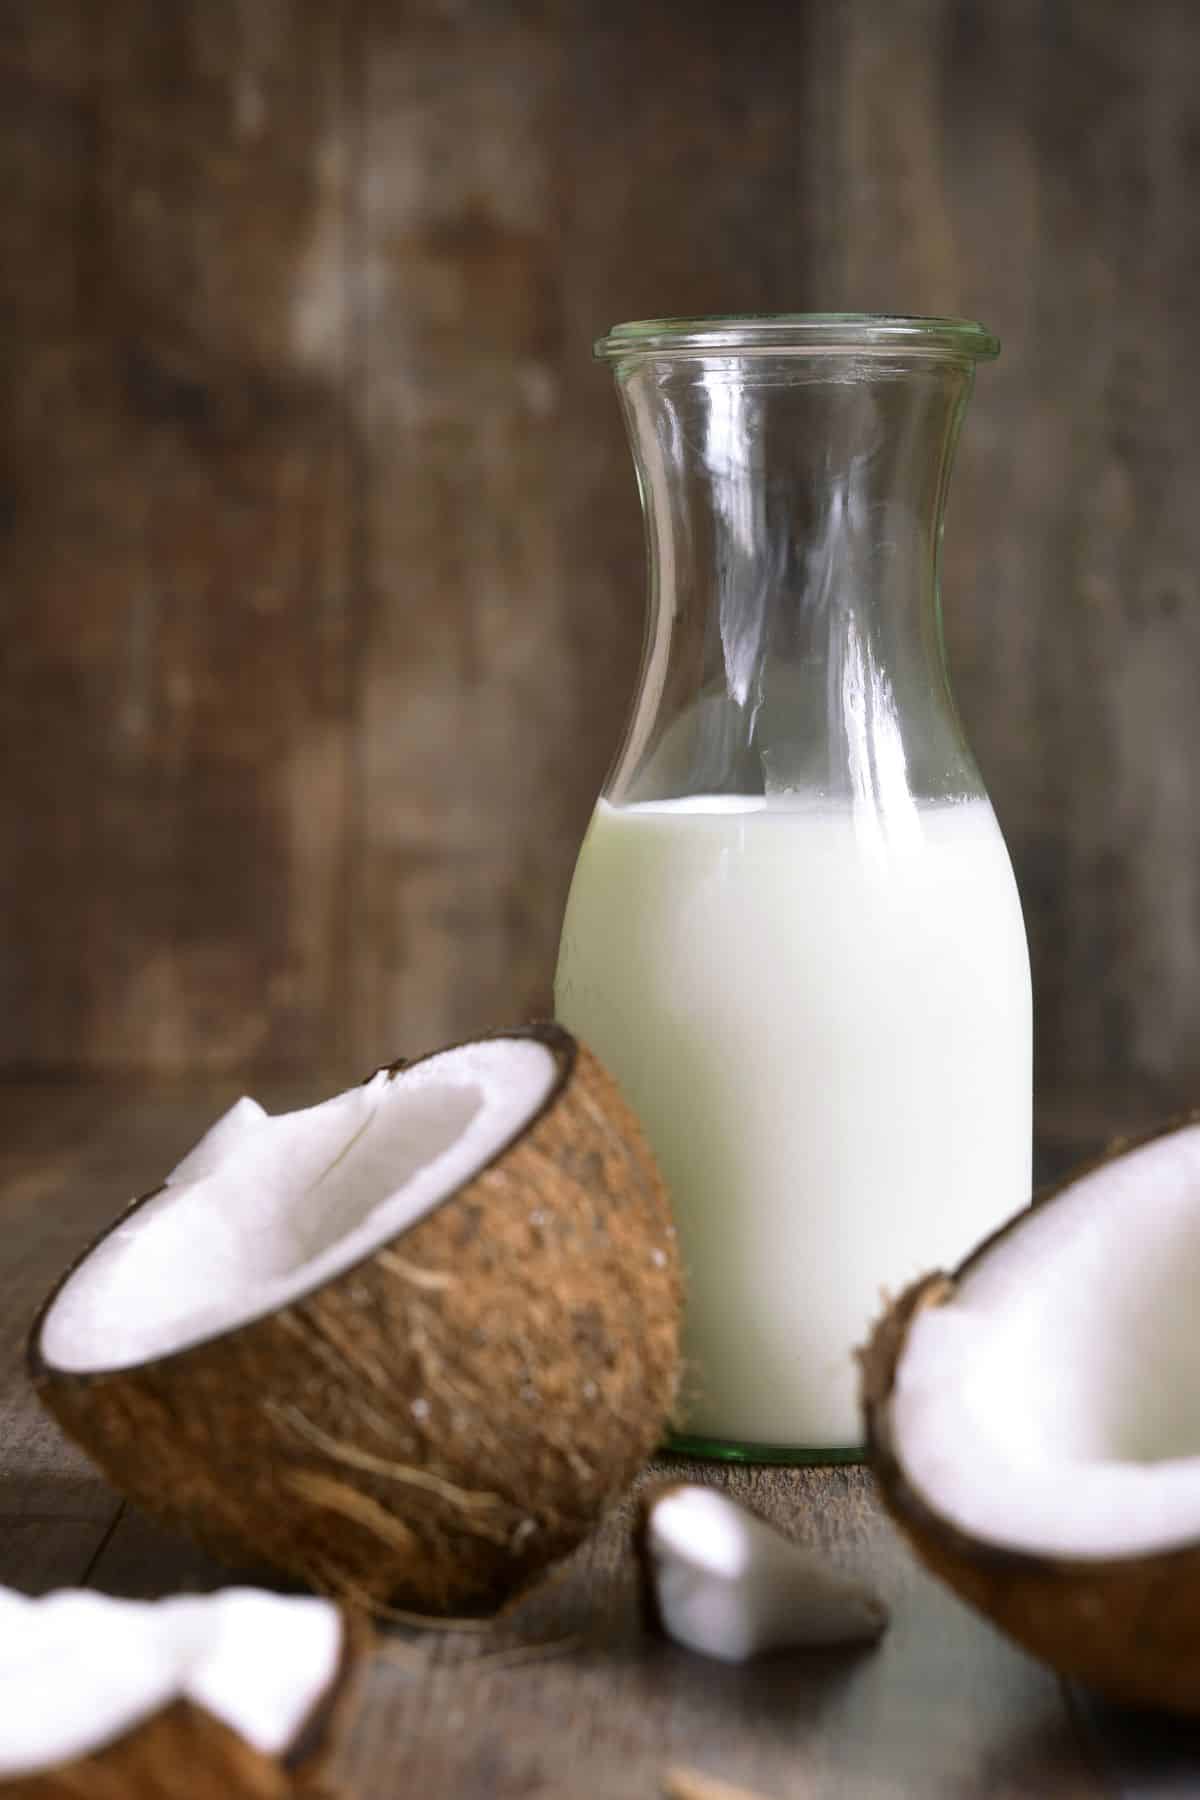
554;315;1032;1464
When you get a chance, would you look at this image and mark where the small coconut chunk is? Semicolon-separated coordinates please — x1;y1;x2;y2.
0;1585;346;1782
640;1484;887;1663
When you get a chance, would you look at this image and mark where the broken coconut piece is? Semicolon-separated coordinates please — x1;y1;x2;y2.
638;1483;887;1662
30;1026;682;1617
862;1115;1200;1714
0;1585;358;1796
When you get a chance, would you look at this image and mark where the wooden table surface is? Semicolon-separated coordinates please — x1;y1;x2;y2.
3;1076;1197;1799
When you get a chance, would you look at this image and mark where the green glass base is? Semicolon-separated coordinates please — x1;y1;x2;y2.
664;1430;865;1467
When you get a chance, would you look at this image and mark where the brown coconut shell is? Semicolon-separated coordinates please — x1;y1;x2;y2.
862;1117;1200;1715
30;1026;682;1617
1;1603;364;1799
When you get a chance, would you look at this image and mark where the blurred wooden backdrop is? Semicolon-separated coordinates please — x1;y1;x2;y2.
2;0;1199;1126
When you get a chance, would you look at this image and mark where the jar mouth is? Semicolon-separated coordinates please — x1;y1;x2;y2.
594;313;1000;362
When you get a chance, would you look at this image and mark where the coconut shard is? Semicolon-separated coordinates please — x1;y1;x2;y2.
863;1117;1200;1714
637;1482;887;1662
30;1026;683;1616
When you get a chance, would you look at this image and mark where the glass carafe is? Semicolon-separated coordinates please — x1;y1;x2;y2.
555;315;1032;1462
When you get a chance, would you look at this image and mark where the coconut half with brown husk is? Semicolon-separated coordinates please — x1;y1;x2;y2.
30;1025;682;1616
862;1116;1200;1714
0;1585;361;1797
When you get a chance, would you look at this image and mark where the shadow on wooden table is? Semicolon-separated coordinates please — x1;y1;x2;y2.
1071;1683;1200;1790
0;1481;256;1601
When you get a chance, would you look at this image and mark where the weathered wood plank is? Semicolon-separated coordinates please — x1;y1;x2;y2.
327;1462;1099;1800
83;1460;1105;1799
0;1;355;1073
3;0;1200;1119
349;0;1200;1113
870;0;1200;1107
0;1085;135;1592
350;3;574;1064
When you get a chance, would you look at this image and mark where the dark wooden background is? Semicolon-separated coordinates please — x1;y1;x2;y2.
3;0;1199;1129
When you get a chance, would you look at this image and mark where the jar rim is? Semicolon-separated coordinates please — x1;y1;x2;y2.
594;313;1000;362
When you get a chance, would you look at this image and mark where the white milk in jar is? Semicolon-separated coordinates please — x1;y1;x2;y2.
555;793;1032;1450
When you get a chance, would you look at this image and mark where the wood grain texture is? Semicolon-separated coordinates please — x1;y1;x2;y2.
7;1078;1198;1796
353;2;575;1061
0;2;356;1074
0;1083;138;1594
2;0;1200;1126
901;0;1200;1105
318;1466;1101;1800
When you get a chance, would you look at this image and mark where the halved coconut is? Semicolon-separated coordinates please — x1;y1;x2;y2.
862;1117;1200;1713
0;1584;359;1796
30;1026;682;1616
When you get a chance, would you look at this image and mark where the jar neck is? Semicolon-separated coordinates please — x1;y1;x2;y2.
606;352;984;814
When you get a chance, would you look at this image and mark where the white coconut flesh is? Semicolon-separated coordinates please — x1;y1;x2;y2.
39;1038;557;1372
644;1485;887;1663
0;1586;342;1778
888;1122;1200;1560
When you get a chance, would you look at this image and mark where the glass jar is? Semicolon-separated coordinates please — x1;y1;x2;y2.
555;315;1032;1461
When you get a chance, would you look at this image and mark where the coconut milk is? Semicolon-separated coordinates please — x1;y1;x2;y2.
554;795;1032;1449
